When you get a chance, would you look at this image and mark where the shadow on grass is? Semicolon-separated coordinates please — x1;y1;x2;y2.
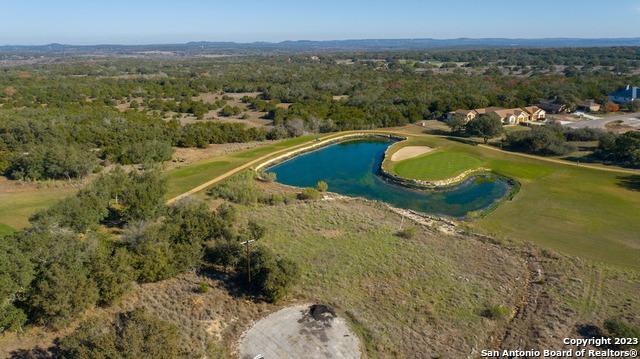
197;266;263;303
9;346;58;359
444;136;479;146
561;153;603;164
617;175;640;192
422;128;450;136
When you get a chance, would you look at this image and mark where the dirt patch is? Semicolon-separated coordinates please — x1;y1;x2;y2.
239;304;360;359
309;304;336;322
168;141;273;167
604;119;636;133
390;145;434;161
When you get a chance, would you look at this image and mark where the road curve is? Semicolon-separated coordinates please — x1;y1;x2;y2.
166;132;360;204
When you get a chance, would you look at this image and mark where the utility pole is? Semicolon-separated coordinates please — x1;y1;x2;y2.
240;239;257;283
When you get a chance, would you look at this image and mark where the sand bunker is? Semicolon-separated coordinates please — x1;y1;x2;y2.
390;146;434;161
238;304;360;359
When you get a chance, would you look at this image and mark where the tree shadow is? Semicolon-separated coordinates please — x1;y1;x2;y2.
444;136;479;146
197;267;262;303
422;128;449;136
9;346;57;359
576;323;604;338
617;175;640;192
561;154;602;164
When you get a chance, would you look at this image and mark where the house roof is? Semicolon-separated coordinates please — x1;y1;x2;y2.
523;106;543;114
454;109;475;115
609;85;639;100
492;109;517;118
474;106;504;115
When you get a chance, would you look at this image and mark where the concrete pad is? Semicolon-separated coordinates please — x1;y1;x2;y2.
238;304;361;359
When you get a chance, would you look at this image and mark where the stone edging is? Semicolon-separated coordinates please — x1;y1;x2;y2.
379;165;493;190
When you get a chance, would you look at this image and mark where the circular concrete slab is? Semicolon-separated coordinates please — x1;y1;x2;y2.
238;304;361;359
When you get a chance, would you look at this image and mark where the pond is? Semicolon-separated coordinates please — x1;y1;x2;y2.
268;138;511;218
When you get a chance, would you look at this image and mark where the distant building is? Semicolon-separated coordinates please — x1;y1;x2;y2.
609;85;639;103
576;100;601;112
447;106;545;125
538;100;567;114
446;109;477;122
522;106;547;121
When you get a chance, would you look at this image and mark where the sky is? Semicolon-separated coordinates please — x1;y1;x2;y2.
2;0;640;45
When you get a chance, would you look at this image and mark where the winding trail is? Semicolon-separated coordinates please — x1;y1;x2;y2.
477;143;640;175
166;131;364;204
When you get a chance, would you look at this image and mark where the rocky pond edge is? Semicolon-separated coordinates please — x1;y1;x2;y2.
254;132;520;219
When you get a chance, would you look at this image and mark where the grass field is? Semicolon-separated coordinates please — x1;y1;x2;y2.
246;199;526;357
0;222;15;236
0;188;76;230
392;150;483;180
385;134;640;269
165;136;313;199
244;198;640;357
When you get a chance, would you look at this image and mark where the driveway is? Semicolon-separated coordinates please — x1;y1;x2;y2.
563;112;640;130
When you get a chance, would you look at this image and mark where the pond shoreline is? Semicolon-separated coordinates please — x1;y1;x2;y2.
258;133;519;219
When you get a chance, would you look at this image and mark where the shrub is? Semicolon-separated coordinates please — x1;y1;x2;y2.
58;308;180;359
208;171;262;205
246;247;301;303
604;318;640;348
316;180;329;192
198;281;209;293
261;171;277;182
482;305;511;319
396;227;416;239
298;187;320;200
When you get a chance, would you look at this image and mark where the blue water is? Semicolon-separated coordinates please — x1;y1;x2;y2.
268;138;510;218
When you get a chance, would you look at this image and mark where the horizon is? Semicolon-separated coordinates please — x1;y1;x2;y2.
2;0;640;46
4;36;640;48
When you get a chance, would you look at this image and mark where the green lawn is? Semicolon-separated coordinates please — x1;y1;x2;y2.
165;136;315;199
0;223;15;237
385;134;640;269
392;151;483;180
0;188;76;230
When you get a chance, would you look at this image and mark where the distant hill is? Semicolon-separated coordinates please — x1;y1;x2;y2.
2;37;640;55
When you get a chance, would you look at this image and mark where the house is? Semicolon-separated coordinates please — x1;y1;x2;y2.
447;105;545;125
446;109;477;122
576;101;601;112
538;100;567;114
609;85;639;103
522;106;546;121
473;106;504;116
490;108;530;124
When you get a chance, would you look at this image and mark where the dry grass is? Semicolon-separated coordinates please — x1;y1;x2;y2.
2;196;639;358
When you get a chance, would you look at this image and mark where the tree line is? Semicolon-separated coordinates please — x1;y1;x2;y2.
0;167;301;357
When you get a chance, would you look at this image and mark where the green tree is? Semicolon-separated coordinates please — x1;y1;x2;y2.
87;236;135;306
121;169;167;222
0;235;34;332
58;308;180;359
298;187;320;200
246;247;301;303
124;222;177;283
466;115;504;144
445;114;468;134
316;180;329;192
